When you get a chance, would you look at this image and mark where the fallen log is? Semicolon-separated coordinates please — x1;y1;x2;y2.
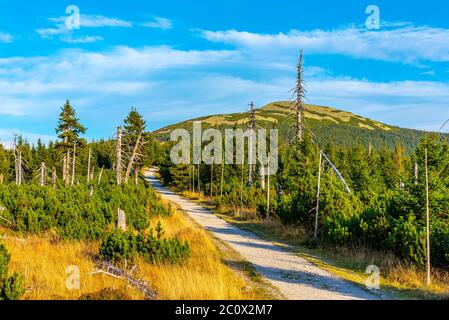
91;260;157;300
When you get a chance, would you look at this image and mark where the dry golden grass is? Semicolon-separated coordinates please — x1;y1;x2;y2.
1;228;142;300
210;208;449;299
0;206;256;300
137;211;256;300
311;245;449;299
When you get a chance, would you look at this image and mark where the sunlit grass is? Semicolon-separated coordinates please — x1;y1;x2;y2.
1;228;141;300
184;195;449;300
0;206;256;300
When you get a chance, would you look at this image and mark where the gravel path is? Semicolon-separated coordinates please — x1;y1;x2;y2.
146;169;380;300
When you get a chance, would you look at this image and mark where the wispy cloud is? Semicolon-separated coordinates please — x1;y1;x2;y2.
36;14;132;42
0;31;13;43
0;45;448;133
48;14;132;28
200;23;449;63
0;46;238;119
142;16;173;30
62;35;104;44
0;128;56;148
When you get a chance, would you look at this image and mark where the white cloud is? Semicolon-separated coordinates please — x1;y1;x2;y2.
36;14;132;42
0;31;13;43
1;44;449;139
0;129;56;148
48;14;132;28
79;15;132;28
62;35;104;44
142;16;173;30
303;78;449;130
200;23;449;63
421;70;436;76
0;46;239;119
36;27;67;38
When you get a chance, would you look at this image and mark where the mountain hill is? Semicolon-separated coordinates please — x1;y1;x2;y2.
154;101;428;152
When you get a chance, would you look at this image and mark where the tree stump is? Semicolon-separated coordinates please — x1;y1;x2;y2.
117;208;126;231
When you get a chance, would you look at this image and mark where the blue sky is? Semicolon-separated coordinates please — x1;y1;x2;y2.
0;0;448;145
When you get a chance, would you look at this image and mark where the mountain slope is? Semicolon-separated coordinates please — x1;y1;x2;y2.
154;101;428;151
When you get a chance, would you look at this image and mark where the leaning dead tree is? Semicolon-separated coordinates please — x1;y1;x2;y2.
124;132;142;184
98;165;104;185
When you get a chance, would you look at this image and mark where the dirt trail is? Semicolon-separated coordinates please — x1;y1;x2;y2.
146;168;380;300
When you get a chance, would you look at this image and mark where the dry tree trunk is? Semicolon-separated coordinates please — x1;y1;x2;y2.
52;167;57;189
116;127;123;186
124;132;142;184
39;162;46;187
17;151;22;186
87;147;92;183
98;166;104;185
71;144;76;186
66;149;71;185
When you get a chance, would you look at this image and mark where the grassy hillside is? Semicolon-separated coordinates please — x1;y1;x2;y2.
154;101;428;152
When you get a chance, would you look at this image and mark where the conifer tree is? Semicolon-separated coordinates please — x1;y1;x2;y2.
56;100;86;148
123;108;147;183
55;100;86;183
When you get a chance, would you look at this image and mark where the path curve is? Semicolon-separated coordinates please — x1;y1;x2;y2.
146;168;379;300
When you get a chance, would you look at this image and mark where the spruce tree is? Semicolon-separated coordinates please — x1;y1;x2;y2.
56;100;87;148
123;108;147;183
55;100;86;183
124;107;146;137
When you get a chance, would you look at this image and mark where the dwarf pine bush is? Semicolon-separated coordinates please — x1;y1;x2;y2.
0;244;24;300
0;179;171;241
99;223;190;265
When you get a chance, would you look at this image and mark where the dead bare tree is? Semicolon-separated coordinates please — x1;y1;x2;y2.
295;50;305;141
39;162;46;187
116;127;123;185
248;101;256;187
98;165;104;185
62;155;67;183
425;148;431;286
66;149;71;185
71;143;76;186
52;167;57;189
87;147;92;183
124;132;142;184
210;163;214;196
91;260;157;299
14;147;23;186
134;168;139;186
220;161;224;197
